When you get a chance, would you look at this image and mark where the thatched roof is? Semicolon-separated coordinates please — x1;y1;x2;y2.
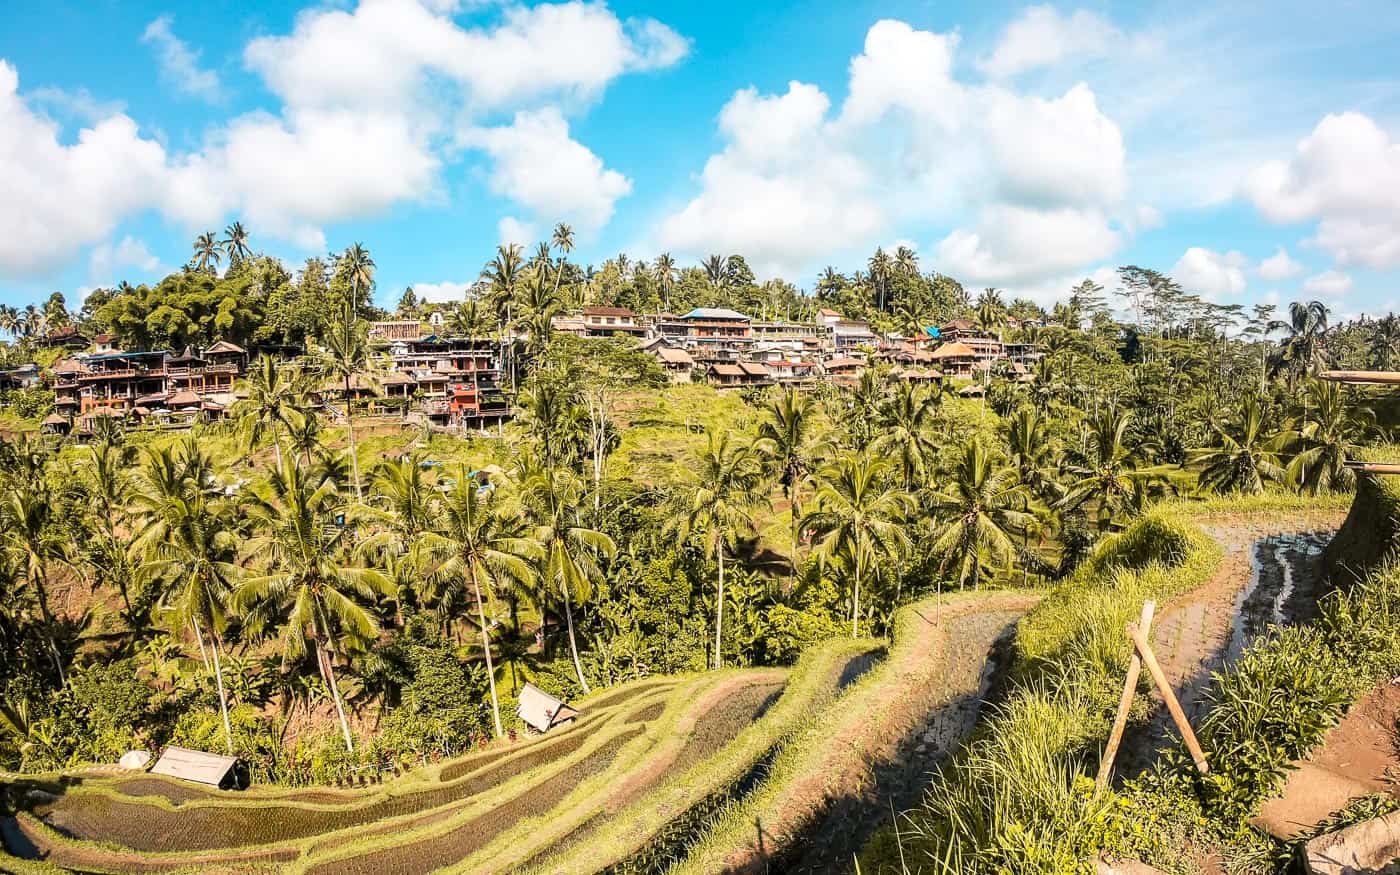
929;341;976;359
149;746;238;787
516;683;579;733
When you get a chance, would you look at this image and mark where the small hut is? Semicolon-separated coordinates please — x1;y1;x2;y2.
516;683;580;734
148;746;242;789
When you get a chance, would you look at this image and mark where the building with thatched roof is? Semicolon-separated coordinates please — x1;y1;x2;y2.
516;683;580;734
149;746;242;788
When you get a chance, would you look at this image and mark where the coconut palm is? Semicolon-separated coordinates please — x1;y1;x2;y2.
1005;406;1060;504
234;462;394;752
654;253;678;312
342;243;376;319
873;382;939;490
1269;300;1330;385
232;355;305;475
703;254;728;291
668;430;765;669
129;441;240;751
868;247;893;312
928;439;1033;590
1059;408;1154;531
1;482;71;682
550;223;574;295
81;441;140;623
756;388;815;575
412;467;540;737
894;245;919;275
1193;397;1295;495
312;301;373;500
800;452;913;636
521;466;614;694
191;232;221;274
1289;379;1375;494
221;221;252;268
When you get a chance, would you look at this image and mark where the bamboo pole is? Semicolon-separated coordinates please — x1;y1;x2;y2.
1343;461;1400;475
1319;370;1400;385
1095;601;1156;795
1128;623;1209;775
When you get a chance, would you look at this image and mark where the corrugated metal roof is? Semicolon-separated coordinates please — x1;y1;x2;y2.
149;746;238;786
516;683;580;733
682;307;750;321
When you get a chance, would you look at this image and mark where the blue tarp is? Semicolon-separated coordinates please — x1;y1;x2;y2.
924;326;941;338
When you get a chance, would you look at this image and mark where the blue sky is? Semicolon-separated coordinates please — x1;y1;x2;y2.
2;0;1399;318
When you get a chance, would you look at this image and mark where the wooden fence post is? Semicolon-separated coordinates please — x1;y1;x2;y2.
1095;600;1156;795
1128;623;1209;775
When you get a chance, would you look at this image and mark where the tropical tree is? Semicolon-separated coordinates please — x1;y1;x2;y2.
1193;397;1294;495
1289;379;1375;494
221;222;251;268
232;355;305;475
873;382;939;490
521;466;615;694
412;467;540;737
81;441;140;624
550;223;574;296
756;388;815;573
312;301;374;500
191;231;221;274
1005;405;1060;504
1270;300;1330;385
927;440;1033;590
1059;408;1153;530
1;482;71;682
235;462;394;752
800;453;912;636
129;441;240;751
342;243;376;320
668;430;764;669
653;253;677;312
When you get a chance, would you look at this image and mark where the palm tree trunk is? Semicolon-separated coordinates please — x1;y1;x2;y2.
851;562;861;638
471;564;504;738
344;378;362;501
31;572;65;684
561;580;591;694
714;546;726;670
320;646;355;752
191;618;211;673
208;630;235;755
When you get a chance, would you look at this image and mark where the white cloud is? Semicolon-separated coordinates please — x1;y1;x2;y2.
1302;269;1353;297
463;108;631;232
89;236;163;280
936;205;1119;287
412;280;471;303
142;15;222;102
1170;247;1248;297
1244;112;1400;269
0;61;168;276
497;216;536;247
979;6;1122;79
1257;246;1303;281
982;82;1125;207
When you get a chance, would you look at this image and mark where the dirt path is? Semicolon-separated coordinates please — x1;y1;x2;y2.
1120;510;1344;778
700;592;1042;875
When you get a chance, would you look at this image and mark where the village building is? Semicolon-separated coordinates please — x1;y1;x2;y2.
829;319;879;356
0;364;40;391
36;326;90;350
516;683;580;734
581;306;645;337
767;359;820;384
550;315;588;336
707;360;772;389
368;321;424;342
149;746;243;789
928;341;978;377
656;308;754;353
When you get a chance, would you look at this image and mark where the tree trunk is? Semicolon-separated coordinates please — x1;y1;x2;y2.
321;646;355;753
472;564;504;738
208;629;235;755
31;573;65;684
851;562;861;638
714;546;726;670
561;580;591;694
191;618;211;673
344;377;362;501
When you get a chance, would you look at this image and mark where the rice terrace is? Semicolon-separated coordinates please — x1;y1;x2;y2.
4;1;1400;873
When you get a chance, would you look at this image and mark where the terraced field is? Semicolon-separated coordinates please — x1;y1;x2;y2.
1;592;1047;875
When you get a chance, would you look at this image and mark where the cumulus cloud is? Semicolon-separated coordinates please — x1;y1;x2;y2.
1257;246;1303;281
0;61;168;276
463;108;631;232
1302;269;1353;297
142;15;222;102
497;216;537;248
1244;112;1400;269
658;18;1130;292
979;6;1122;79
1171;247;1248;297
412;280;472;303
89;236;163;281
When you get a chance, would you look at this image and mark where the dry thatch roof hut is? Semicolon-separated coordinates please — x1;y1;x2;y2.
516;683;580;734
148;746;241;788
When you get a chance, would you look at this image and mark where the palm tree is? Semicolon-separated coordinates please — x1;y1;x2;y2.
221;221;252;268
130;441;240;751
1269;300;1330;385
1193;397;1294;495
235;462;394;752
868;248;893;312
1;483;71;682
873;382;938;490
703;254;728;291
413;467;540;737
668;430;765;669
1059;409;1153;531
482;244;524;390
654;253;677;312
928;440;1033;590
192;232;222;274
522;466;614;694
313;301;373;500
1289;379;1375;494
232;355;305;475
82;441;140;623
756;388;815;575
801;453;912;636
550;223;575;295
342;243;375;319
894;245;919;276
1005;406;1060;504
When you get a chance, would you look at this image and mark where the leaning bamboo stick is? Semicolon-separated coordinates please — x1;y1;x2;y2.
1095;601;1156;795
1319;370;1400;385
1128;623;1209;775
1343;461;1400;475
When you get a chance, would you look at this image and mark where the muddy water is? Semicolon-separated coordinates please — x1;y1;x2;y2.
1226;531;1332;662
